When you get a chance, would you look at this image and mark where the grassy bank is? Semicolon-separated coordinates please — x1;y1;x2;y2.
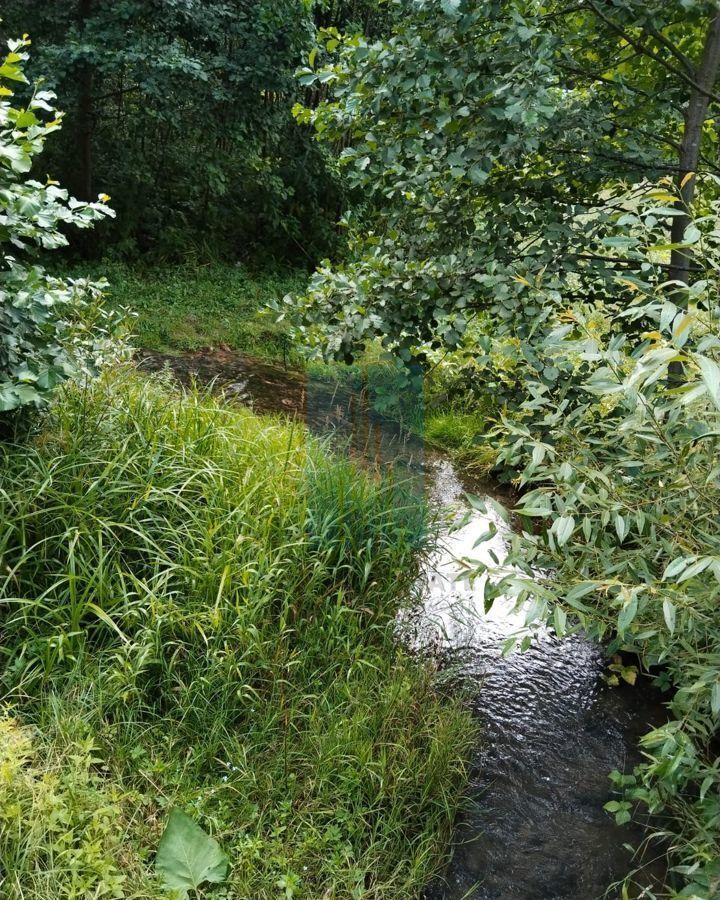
87;262;307;359
92;260;498;470
0;372;474;899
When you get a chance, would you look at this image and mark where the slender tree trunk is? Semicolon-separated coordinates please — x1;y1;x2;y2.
77;0;94;201
668;13;720;292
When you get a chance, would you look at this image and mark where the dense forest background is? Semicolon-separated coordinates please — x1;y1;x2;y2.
0;0;385;262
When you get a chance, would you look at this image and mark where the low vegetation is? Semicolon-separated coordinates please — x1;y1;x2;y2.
88;263;307;360
0;372;474;898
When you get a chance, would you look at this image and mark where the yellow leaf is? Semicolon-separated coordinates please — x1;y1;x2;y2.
680;171;695;189
621;667;638;686
647;190;678;204
674;314;694;337
513;275;531;287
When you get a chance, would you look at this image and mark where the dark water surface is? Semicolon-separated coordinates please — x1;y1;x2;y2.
140;349;668;900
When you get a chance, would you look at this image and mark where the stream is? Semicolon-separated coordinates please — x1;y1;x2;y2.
140;348;668;900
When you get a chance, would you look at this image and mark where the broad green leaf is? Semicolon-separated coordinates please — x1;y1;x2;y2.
155;809;229;898
441;0;461;15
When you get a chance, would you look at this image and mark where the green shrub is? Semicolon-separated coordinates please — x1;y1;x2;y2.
0;35;121;414
0;712;155;899
472;190;720;898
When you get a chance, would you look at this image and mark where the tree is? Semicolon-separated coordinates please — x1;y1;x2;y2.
285;0;720;372
0;33;119;413
1;0;346;260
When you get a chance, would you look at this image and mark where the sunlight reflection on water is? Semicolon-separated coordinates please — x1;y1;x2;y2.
139;349;667;900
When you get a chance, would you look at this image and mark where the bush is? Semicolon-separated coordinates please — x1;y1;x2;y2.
0;34;121;414
471;188;720;898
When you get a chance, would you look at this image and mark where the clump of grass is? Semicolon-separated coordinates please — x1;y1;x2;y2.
0;370;474;899
424;410;497;473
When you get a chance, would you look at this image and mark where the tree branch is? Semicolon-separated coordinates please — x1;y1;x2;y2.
587;1;720;105
645;23;695;75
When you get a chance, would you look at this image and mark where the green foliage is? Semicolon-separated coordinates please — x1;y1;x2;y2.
424;410;495;472
285;0;720;369
1;1;363;262
89;262;306;357
470;199;720;898
0;713;154;898
155;810;228;898
0;34;122;413
0;371;474;898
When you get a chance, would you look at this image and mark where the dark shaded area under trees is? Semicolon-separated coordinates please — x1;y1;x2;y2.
0;0;386;263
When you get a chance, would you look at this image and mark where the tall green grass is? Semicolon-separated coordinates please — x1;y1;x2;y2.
0;371;473;899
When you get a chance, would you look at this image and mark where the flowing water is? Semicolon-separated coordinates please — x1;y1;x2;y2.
140;349;668;900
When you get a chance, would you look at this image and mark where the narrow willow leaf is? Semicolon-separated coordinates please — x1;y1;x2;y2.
700;775;715;802
472;520;497;548
618;594;638;633
614;514;627;542
712;683;720;718
696;355;720;410
554;515;575;546
662;557;690;581
677;557;712;583
566;581;599;603
662;599;676;635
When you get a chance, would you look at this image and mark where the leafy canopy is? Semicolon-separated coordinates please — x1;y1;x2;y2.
285;0;720;369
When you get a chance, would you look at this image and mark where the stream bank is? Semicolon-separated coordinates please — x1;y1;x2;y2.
139;348;668;899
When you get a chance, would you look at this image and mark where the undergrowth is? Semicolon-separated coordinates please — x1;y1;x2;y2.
0;371;474;899
79;262;307;359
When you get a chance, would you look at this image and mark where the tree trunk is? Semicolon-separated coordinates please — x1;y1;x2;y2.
668;13;720;292
77;0;94;201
